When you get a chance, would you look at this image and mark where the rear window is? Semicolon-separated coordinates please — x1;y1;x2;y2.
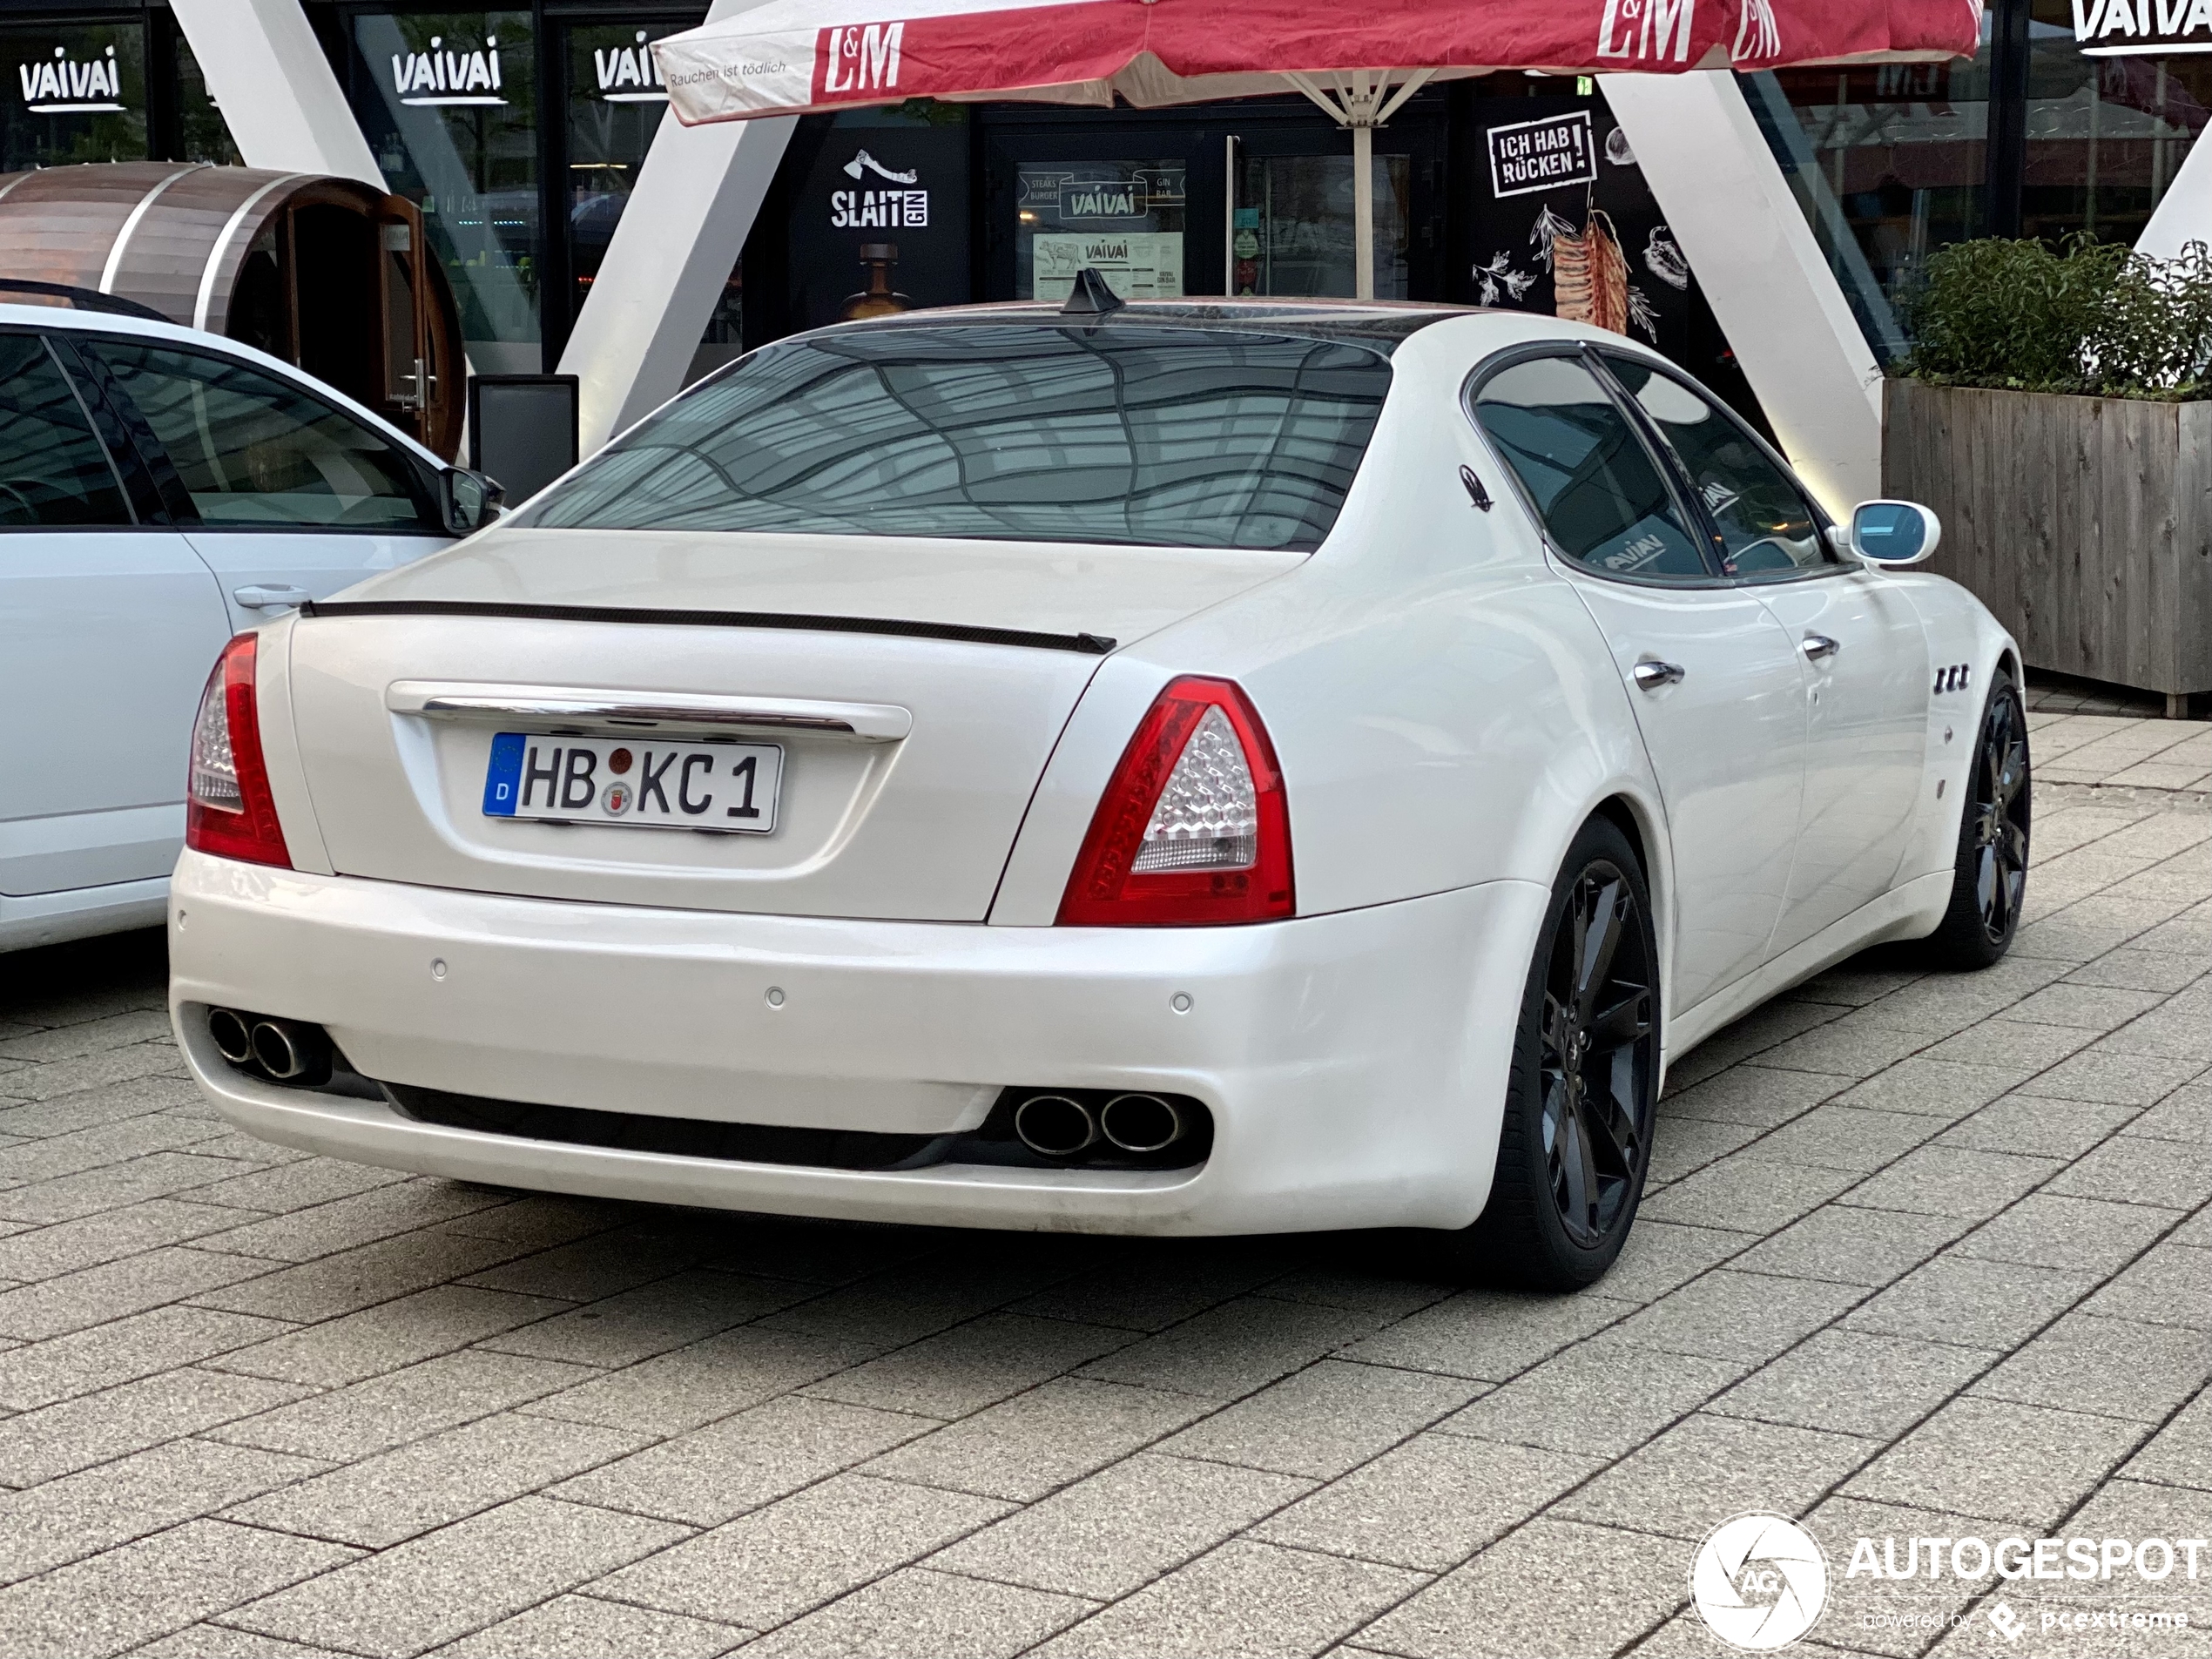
517;324;1393;550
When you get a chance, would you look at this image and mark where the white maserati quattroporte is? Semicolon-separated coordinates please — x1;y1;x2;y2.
169;293;2029;1288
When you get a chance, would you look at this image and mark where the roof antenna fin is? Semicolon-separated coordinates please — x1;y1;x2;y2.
1061;267;1124;316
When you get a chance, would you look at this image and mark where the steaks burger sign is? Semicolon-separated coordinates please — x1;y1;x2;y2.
647;0;1982;128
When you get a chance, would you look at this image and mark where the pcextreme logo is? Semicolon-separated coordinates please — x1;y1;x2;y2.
1691;1513;1830;1650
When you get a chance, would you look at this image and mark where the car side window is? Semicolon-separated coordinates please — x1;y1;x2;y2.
87;341;438;532
1468;354;1710;583
1601;354;1831;579
0;334;133;529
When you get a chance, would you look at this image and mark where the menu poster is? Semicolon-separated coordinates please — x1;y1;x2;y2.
1033;232;1184;301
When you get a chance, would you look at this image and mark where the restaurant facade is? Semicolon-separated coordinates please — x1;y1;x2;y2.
3;0;2208;408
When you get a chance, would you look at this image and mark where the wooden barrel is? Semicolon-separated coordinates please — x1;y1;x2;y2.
0;162;464;460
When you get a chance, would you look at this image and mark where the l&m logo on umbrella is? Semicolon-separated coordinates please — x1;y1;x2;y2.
1594;0;1698;62
820;23;905;94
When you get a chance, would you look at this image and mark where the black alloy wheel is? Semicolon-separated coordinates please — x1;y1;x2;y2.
1923;670;2031;969
1446;815;1659;1290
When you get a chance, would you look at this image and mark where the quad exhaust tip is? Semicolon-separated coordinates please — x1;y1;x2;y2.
207;1007;254;1066
207;1008;331;1086
1012;1090;1189;1158
1013;1093;1096;1157
1100;1092;1184;1154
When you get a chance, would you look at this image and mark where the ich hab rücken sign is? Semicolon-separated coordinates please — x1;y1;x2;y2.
1488;112;1598;199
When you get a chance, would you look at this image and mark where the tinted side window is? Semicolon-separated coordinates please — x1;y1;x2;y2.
1603;356;1829;578
0;334;132;529
91;342;436;531
1469;354;1709;582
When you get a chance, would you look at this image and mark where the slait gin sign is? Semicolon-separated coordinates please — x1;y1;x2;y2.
1489;113;1597;199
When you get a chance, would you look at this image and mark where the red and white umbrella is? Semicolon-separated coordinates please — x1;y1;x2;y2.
655;0;1979;297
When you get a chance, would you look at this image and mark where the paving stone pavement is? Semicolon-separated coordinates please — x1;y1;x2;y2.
0;723;2204;1659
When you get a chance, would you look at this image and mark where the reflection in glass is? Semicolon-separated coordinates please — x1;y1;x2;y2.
0;23;147;172
172;34;241;165
1234;154;1409;300
1015;160;1186;301
2024;2;2209;243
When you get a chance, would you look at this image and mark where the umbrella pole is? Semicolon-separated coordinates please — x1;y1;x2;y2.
1352;122;1374;301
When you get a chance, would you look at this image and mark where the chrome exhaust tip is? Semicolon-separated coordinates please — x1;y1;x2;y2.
250;1019;328;1083
1099;1093;1185;1154
206;1008;254;1066
1013;1093;1096;1157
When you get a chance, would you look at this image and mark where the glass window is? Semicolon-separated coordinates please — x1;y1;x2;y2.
0;21;148;174
91;342;436;531
1602;354;1830;578
1015;160;1186;302
1233;154;1410;300
171;33;242;166
522;324;1391;551
0;334;131;529
1470;354;1709;582
351;11;541;374
2023;10;2211;244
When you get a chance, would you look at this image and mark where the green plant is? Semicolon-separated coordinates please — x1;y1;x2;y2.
1897;235;2212;401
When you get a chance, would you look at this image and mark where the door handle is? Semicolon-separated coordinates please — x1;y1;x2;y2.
1632;660;1685;690
1801;633;1841;662
234;584;311;610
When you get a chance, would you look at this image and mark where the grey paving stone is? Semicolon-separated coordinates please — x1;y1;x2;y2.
2083;1243;2212;1330
1922;1019;2102;1077
1641;1157;1863;1235
1336;1287;1635;1383
0;1366;312;1488
193;1181;513;1264
524;1325;872;1439
1707;1329;1997;1440
553;1393;930;1527
191;1230;530;1324
0;1436;321;1588
2120;1390;2212;1490
1829;1059;2024;1122
0;1246;274;1341
434;1594;746;1659
1656;1065;1848;1130
927;1451;1311;1601
2020;1052;2208;1108
1970;1312;2212;1424
1589;1221;1750;1304
800;1311;1135;1421
2173;1204;2212;1247
229;1410;647;1548
2000;983;2169;1031
0;1518;357;1659
0;1008;175;1063
1937;1094;2141;1161
696;1215;954;1287
0;1198;246;1281
1678;1000;1851;1071
1844;1253;2100;1349
1750;1105;1945;1174
1844;1146;2062;1222
0;1044;189;1106
1077;1293;1390;1399
1612;1269;1864;1365
1952;1193;2183;1275
1434;1331;1743;1458
1645;1117;1764;1185
0;1305;293;1411
1157;1359;1480;1480
1802;1494;2005;1659
226;1495;688;1659
1554;1411;1872;1541
0;1151;260;1224
482;1269;808;1369
2047;1136;2212;1211
1010;1247;1287;1334
185;1158;409;1215
0;1114;233;1190
861;1377;1211;1503
456;1226;708;1305
219;1349;598;1462
1036;1539;1423;1659
213;1285;572;1388
1842;1395;2142;1527
2096;1001;2212;1063
760;1253;1087;1351
1735;1204;1971;1287
740;1567;1087;1659
2123;1077;2211;1143
1258;1429;1599;1569
432;1192;627;1251
1257;1263;1458;1319
0;1074;202;1141
599;1474;1008;1629
114;1619;356;1657
1753;1024;1940;1080
1354;1517;1687;1659
2065;948;2209;995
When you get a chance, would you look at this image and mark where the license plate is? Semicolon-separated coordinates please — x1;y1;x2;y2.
482;733;782;834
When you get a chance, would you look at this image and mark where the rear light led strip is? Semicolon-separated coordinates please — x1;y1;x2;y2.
186;634;292;869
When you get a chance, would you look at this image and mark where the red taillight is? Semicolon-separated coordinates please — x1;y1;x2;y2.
185;634;291;869
1057;676;1293;927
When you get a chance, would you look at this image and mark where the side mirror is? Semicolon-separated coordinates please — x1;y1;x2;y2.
1849;500;1940;567
441;467;504;536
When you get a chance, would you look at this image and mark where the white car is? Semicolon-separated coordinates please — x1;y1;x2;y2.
0;298;496;952
166;298;2028;1288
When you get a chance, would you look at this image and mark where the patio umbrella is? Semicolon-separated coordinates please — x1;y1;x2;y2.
653;0;1978;299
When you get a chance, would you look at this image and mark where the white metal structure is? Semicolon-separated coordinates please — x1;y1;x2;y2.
169;300;2026;1286
0;304;470;951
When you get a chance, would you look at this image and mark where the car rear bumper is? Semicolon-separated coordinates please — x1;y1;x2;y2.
168;850;1545;1235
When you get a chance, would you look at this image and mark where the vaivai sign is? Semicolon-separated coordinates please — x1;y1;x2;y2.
594;31;668;103
389;34;508;105
2074;0;2212;53
17;42;125;112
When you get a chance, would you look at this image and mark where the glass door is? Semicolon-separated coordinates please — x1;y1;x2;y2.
1231;152;1413;298
1015;158;1190;300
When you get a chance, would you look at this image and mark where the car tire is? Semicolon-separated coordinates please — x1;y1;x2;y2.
1919;667;2031;971
1440;815;1660;1291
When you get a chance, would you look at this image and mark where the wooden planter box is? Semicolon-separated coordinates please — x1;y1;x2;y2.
1883;379;2212;710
